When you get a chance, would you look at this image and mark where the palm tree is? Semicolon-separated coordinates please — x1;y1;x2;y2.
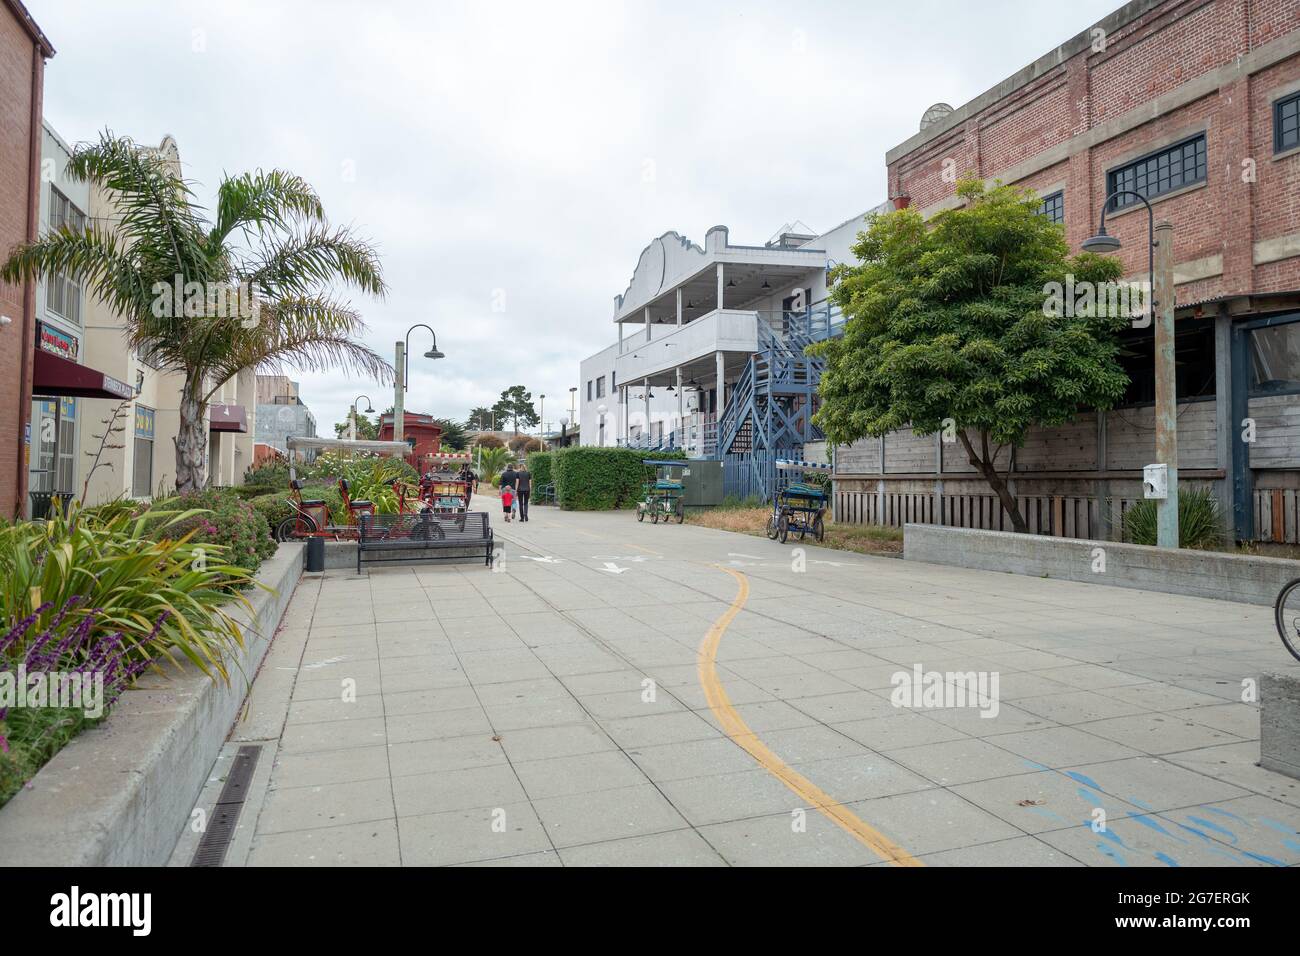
2;131;392;493
474;446;512;487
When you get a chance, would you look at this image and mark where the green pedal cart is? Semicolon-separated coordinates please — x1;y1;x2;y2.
766;458;831;543
636;459;686;524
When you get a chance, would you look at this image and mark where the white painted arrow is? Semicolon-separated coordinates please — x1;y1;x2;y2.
599;562;629;574
591;554;649;562
727;552;766;560
519;555;562;563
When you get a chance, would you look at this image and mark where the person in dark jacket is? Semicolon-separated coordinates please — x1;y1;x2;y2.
499;464;518;519
514;463;532;521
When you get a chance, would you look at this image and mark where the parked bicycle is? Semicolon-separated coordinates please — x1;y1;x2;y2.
1275;578;1300;662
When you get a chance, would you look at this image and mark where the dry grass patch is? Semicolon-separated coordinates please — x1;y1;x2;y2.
685;505;903;556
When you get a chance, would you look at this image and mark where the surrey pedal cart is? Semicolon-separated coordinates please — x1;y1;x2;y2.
636;459;685;524
276;435;415;541
766;458;830;543
418;451;473;515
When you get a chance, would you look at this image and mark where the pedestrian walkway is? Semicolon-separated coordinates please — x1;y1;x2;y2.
218;508;1300;866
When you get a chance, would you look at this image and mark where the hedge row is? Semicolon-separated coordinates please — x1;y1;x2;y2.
531;447;686;510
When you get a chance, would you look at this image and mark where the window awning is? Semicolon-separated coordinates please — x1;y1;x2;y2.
209;404;248;433
32;349;134;400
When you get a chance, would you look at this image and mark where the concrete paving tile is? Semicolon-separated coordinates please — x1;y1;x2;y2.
387;732;508;778
558;829;727;867
483;697;591;730
656;768;804;826
1166;703;1259;739
271;745;390;789
884;737;1041;786
669;679;775;710
950;769;1145;834
280;716;388;754
1102;681;1228;712
512;750;649;799
286;694;385;726
829;713;968;751
787;753;935;804
1013;689;1150;724
1077;713;1246;755
916;701;1054;736
576;689;686;720
531;783;690;848
1033;814;1266;867
558;669;650;697
598;710;721;749
398;802;552;865
745;670;864;699
751;725;870;764
626;737;758;781
984;726;1145;767
247;819;400;866
1058;756;1250;811
385;707;492;743
258;778;395;834
382;685;481;716
698;810;885;866
391;764;527;817
495;722;618;762
1159;794;1300;866
916;835;1083;866
701;699;820;735
452;851;563;867
473;676;573;706
841;788;1021;857
787;690;898;724
1164;742;1300;809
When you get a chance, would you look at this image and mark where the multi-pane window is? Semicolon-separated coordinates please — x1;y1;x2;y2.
1039;190;1064;225
586;380;593;401
1107;135;1207;210
1276;92;1300;154
596;376;605;398
49;187;85;234
46;188;86;325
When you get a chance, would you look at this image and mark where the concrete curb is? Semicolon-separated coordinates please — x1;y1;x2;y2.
903;524;1300;606
0;543;303;866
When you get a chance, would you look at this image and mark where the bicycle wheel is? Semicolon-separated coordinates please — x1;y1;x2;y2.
1275;578;1300;663
813;514;825;542
777;515;789;544
675;500;684;524
765;513;779;540
637;505;645;522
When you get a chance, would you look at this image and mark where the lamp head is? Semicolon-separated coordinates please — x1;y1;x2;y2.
1082;228;1122;254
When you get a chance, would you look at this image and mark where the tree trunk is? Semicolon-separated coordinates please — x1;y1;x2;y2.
174;376;207;495
957;430;1029;534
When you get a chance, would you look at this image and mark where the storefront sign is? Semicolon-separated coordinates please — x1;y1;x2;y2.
37;321;79;361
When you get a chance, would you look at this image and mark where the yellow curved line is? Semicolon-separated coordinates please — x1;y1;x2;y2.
697;564;922;867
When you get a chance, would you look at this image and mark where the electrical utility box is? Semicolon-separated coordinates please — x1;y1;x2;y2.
681;460;724;509
1143;463;1168;499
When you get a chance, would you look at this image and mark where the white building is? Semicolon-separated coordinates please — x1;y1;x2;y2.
579;206;889;463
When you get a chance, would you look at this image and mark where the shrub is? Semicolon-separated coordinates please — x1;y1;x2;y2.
0;509;254;680
250;492;294;537
242;458;290;490
153;488;277;573
552;447;686;510
527;451;553;489
1122;486;1226;550
1;598;153;807
473;434;505;450
508;435;542;455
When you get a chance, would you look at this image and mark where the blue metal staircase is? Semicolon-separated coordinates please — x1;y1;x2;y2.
717;307;839;500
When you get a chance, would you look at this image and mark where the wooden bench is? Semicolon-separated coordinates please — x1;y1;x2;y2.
357;511;499;572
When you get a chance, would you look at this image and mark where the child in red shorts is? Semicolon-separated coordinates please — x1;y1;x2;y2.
500;485;514;522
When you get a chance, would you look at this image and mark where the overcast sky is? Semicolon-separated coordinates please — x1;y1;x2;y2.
32;0;1121;435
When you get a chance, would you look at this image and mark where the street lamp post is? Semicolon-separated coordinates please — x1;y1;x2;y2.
539;394;545;450
350;394;374;441
394;324;445;444
568;386;577;442
1083;191;1178;549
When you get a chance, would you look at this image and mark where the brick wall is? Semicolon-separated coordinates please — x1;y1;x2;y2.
0;3;45;519
887;0;1300;302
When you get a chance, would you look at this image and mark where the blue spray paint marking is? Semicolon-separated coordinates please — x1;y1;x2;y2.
1077;787;1102;805
1153;851;1179;867
1127;813;1189;844
1130;797;1156;811
1207;806;1247;824
1097;842;1128;866
1177;822;1212;842
1090;822;1126;848
1066;771;1104;791
1187;815;1238;845
1259;816;1298;835
1240;850;1287;867
1022;759;1051;772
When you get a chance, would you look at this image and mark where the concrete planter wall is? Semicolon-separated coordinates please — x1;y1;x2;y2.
903;524;1300;606
0;543;303;866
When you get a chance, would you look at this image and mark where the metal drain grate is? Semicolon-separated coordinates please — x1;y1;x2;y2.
190;745;261;867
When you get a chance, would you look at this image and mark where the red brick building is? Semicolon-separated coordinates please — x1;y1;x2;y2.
835;0;1300;541
0;0;53;519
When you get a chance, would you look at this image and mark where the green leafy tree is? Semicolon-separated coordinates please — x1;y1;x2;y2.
2;131;390;493
435;418;468;450
811;180;1130;533
334;413;378;439
466;406;496;431
494;385;539;435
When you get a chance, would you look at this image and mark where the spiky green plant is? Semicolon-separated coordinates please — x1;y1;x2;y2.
1122;486;1227;550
